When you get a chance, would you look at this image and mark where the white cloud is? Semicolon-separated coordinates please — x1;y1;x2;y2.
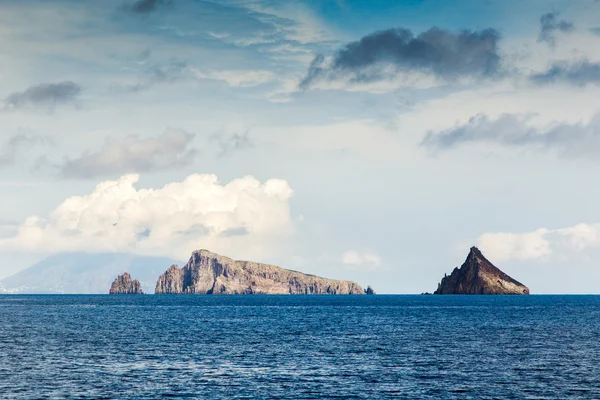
341;250;382;270
0;173;295;260
477;222;600;262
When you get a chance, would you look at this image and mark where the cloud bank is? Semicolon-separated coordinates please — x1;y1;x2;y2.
0;173;294;259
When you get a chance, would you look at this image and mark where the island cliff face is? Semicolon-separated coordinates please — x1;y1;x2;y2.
155;250;366;295
434;247;529;295
109;273;143;294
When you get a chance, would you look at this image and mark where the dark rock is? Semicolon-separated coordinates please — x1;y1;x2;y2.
155;249;366;295
109;272;143;294
434;247;529;295
365;286;376;295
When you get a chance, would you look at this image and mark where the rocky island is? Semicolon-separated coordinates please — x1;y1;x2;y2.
109;272;143;294
155;249;368;295
434;247;529;295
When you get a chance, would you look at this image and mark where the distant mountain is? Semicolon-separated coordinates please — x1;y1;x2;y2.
0;253;183;294
434;247;529;295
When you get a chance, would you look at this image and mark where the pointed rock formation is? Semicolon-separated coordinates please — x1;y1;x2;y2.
109;273;143;294
155;249;367;295
365;286;376;295
434;247;529;295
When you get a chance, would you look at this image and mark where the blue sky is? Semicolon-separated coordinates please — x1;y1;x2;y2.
2;0;600;293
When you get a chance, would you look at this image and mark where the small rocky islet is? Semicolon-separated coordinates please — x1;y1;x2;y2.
109;273;143;294
433;246;529;295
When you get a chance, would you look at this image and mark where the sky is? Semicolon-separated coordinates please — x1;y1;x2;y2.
2;0;600;293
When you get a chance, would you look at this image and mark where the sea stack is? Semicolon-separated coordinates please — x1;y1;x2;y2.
434;247;529;295
109;273;143;294
155;249;366;295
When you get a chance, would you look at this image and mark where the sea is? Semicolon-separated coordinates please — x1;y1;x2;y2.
1;295;599;399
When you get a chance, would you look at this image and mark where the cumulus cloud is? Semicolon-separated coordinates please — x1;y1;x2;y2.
531;60;600;86
422;112;600;156
4;81;81;109
60;129;197;179
477;223;600;262
538;12;574;47
0;173;294;259
341;250;382;270
300;27;500;90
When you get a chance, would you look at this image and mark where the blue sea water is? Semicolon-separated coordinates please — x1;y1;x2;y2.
1;295;600;399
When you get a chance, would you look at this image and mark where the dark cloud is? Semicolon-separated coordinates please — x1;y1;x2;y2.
300;27;501;89
538;12;574;47
4;82;81;109
126;0;172;14
531;60;600;86
59;129;197;179
422;113;600;157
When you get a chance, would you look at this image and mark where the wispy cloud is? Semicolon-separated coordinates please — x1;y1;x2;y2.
0;132;53;167
125;58;188;92
190;69;274;87
210;129;253;158
422;113;600;157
